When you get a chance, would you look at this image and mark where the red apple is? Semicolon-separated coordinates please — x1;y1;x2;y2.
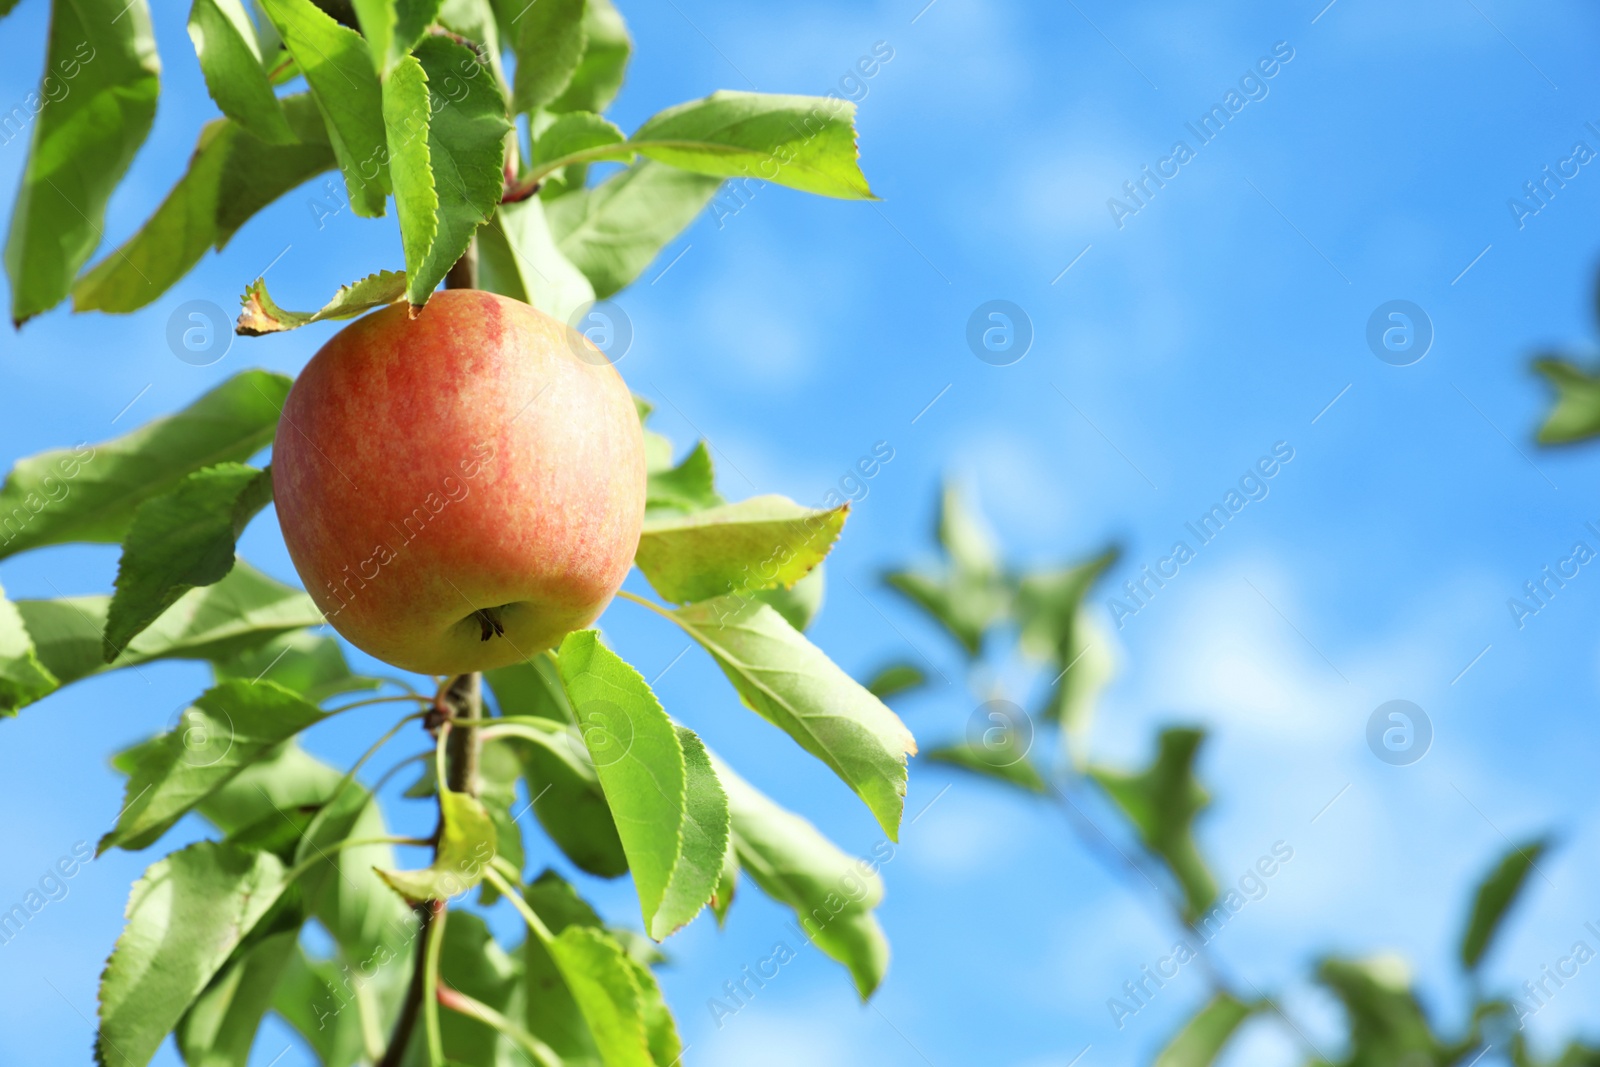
272;290;645;675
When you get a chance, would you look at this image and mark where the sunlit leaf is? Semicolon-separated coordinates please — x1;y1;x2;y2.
98;842;288;1067
0;581;59;715
755;563;825;632
630;91;874;200
714;753;890;998
376;789;497;901
174;929;298;1067
188;0;295;143
0;370;288;559
99;679;326;854
548;160;722;299
635;495;846;604
477;195;595;322
261;0;389;217
5;0;160;323
104;464;272;658
671;596;915;839
642;440;722;518
235;271;405;335
209;630;380;704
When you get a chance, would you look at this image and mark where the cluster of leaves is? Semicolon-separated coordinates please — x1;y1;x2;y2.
877;485;1598;1066
0;0;917;1064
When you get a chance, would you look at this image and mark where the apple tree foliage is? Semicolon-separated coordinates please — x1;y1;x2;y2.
0;1;915;1064
875;484;1598;1067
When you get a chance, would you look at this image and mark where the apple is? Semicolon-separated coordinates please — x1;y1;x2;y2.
272;289;646;676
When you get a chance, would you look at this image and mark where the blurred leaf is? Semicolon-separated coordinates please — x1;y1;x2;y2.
477;195;594;322
1533;358;1600;445
546;0;629;114
188;0;295;143
104;464;273;659
885;483;1008;656
926;742;1046;794
509;0;585;112
1014;547;1118;763
714;753;889;998
5;0;160;323
1089;727;1216;924
15;562;324;696
385;36;510;307
174;929;298;1067
437;910;521;1065
0;370;289;560
0;581;59;715
755;563;825;632
74;96;334;313
671;595;916;840
261;0;389;217
1153;993;1257;1067
1460;836;1551;970
547;160;722;298
272;946;369;1067
210;631;380;704
377;789;497;901
98;841;288;1067
485;657;627;878
643;441;722;518
100;679;326;854
710;837;737;926
635;495;846;604
235;270;405;334
1315;956;1448;1063
558;630;727;938
351;0;442;71
547;926;656;1067
629;91;874;200
864;661;924;700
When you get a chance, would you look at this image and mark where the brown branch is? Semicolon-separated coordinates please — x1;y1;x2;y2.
377;898;444;1067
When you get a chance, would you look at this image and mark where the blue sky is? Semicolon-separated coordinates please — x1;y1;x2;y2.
4;0;1600;1064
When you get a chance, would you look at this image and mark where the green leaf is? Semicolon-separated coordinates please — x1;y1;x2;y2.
188;0;295;143
755;563;825;632
926;742;1047;794
547;926;656;1067
0;370;289;560
546;0;629;114
72;96;335;314
629;91;874;200
437;909;522;1065
548;160;722;299
261;0;389;217
1089;727;1216;924
642;440;722;518
476;195;595;322
669;596;915;840
235;270;405;334
0;581;59;715
1533;358;1600;445
635;495;847;604
16;562;324;696
104;464;273;659
99;679;326;854
272;946;369;1067
1460;836;1551;969
885;483;1009;656
4;0;160;323
485;657;628;878
534;111;629;166
1014;547;1119;763
174;929;299;1067
509;0;586;112
377;788;497;901
97;841;288;1067
864;662;924;700
714;753;889;998
352;0;444;72
210;630;380;703
1153;993;1257;1067
558;630;728;938
384;36;511;306
1314;956;1444;1061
